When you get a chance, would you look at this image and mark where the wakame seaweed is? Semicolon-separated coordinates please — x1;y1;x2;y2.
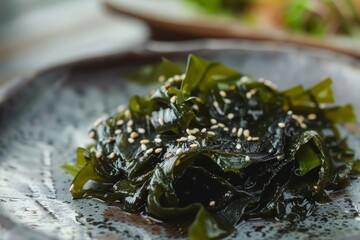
63;54;359;239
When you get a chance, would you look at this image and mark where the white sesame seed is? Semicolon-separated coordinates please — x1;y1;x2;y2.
210;118;217;124
117;104;126;112
96;151;102;159
69;184;74;192
124;109;131;118
166;153;173;158
176;148;183;155
213;101;219;108
243;129;250;137
140;139;150;144
108;152;115;159
186;129;192;135
307;113;317;120
155;148;163;153
207;131;216;136
227;113;235;120
245;155;250;161
219;90;227;97
180;73;186;79
251;137;260;141
224;98;232;104
246;92;252;99
138;128;145;134
146;148;154;155
177;137;187;142
127;119;134;126
170;95;177;104
154;138;162;143
218;123;225;128
158;75;166;82
240;76;250;83
141;144;147;151
223;127;229;132
236;144;241;150
130;132;139;139
89;131;95;138
128;138;135;144
276;155;283;160
190;144;198;148
127;126;133;133
232;127;237;134
158;118;165;126
188;135;196;141
116;119;124;126
209;200;215;207
191;128;200;134
201;128;207;133
278;122;285;128
300;123;308;129
247;136;252;141
93;117;104;127
287;110;293;115
210;125;219;129
192;104;199;111
114;129;122;135
237;128;243;137
313;185;318;190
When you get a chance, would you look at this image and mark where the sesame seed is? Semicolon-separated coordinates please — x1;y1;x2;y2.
186;129;192;135
210;118;217;124
243;129;250;138
130;132;139;139
246;92;252;99
141;144;147;151
180;73;186;79
140;139;150;144
154;138;162;143
124;110;131;118
210;125;219;129
240;76;250;83
108;152;115;159
236;143;241;150
307;113;317;120
116;119;124;126
278;122;285;128
207;131;216;136
227;113;235;120
251;137;260;141
192;104;199;111
96;151;102;158
313;185;318;190
175;159;180;166
69;184;74;192
128;138;135;144
177;137;187;142
108;137;116;142
138;128;145;134
117;104;126;112
127;119;134;126
232;127;237;134
114;129;122;135
155;148;162;153
190;144;198;148
300;123;308;129
247;136;252;141
245;155;250;161
224;98;232;104
176;148;183;155
89;131;95;138
223;127;229;132
218;123;225;128
93;117;104;127
237;128;243;137
188;135;196;141
213;101;219;108
170;95;177;104
287;110;293;115
219;90;227;97
209;200;215;207
276;155;283;160
158;75;166;82
166;153;173;158
191;128;200;134
168;77;174;83
158;118;165;126
201;128;207;133
127;127;132;133
146;148;154;155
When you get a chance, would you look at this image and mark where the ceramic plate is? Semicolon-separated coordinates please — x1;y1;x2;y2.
0;40;360;240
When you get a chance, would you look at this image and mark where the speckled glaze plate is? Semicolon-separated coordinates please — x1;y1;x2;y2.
0;40;360;240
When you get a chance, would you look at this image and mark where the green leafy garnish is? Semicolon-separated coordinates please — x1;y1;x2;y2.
64;54;358;239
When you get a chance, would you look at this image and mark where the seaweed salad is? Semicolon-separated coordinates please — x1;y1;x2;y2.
63;54;358;239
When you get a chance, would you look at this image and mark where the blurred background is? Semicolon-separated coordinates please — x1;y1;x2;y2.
1;0;359;84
